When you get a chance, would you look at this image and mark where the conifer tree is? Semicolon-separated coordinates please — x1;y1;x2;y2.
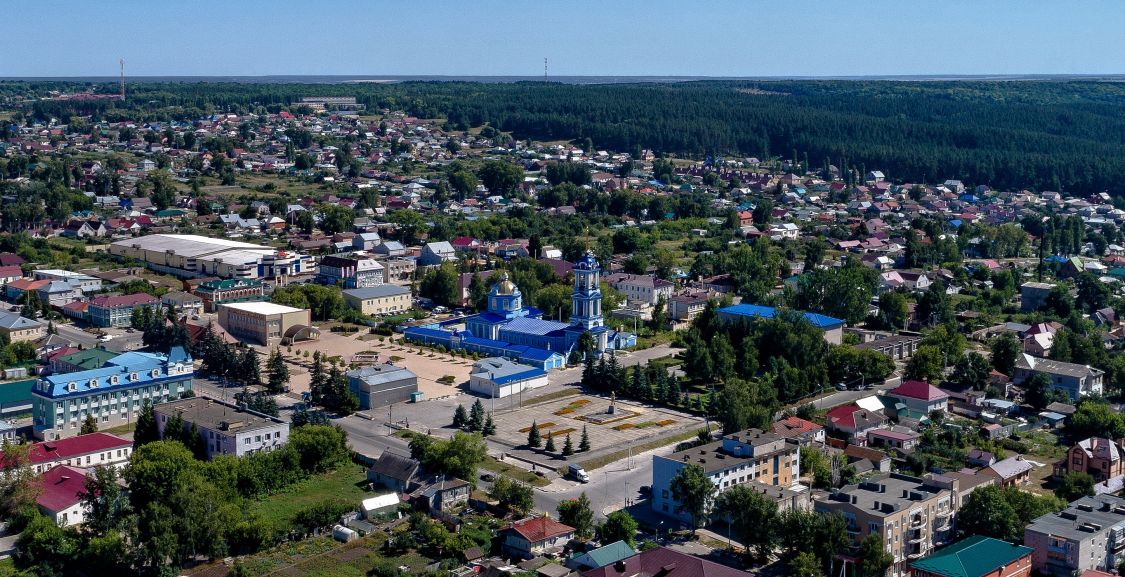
528;420;541;448
562;433;574;456
545;432;556;453
579;425;591;452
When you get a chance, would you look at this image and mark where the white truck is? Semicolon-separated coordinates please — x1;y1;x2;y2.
568;464;590;483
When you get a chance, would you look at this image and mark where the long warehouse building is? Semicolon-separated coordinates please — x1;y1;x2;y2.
108;234;313;281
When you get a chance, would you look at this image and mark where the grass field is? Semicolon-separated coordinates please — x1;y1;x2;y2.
222;534;434;577
246;465;370;533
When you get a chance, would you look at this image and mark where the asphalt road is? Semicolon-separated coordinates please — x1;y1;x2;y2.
809;371;902;409
53;323;99;348
534;443;668;520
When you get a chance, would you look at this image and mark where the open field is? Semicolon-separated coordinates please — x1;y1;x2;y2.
246;465;371;533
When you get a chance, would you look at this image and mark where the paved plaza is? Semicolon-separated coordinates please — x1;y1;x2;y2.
488;394;705;451
265;332;472;400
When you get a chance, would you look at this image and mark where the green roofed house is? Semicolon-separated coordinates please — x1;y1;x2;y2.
51;348;118;374
908;535;1033;577
567;540;637;572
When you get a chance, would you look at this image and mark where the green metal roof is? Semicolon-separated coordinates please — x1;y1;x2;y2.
571;540;636;569
909;535;1032;577
0;379;35;406
57;348;117;370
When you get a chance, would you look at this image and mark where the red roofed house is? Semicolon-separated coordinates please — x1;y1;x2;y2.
0;265;23;285
25;432;133;474
501;516;576;559
87;293;161;327
825;404;888;446
582;546;749;577
4;278;48;302
773;416;825;445
887;380;950;415
37;465;90;527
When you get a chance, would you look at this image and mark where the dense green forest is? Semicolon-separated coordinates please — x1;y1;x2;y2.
8;79;1125;194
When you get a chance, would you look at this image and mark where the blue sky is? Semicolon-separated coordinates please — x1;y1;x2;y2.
4;1;1125;77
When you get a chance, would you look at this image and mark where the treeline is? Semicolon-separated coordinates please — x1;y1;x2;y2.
14;79;1125;193
11;419;351;576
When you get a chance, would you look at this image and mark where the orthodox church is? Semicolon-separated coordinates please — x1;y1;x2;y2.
403;252;635;370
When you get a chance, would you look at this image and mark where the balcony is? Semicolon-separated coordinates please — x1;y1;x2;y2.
907;530;925;543
910;517;925;528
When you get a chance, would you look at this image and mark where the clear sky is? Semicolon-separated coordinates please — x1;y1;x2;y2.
4;0;1124;77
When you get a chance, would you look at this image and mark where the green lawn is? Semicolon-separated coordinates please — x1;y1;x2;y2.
480;455;550;487
246;465;370;533
103;421;138;436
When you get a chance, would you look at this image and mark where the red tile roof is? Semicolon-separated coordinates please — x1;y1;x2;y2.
890;380;949;402
36;465;88;512
773;416;823;437
88;293;159;308
6;279;48;291
506;516;575;543
26;433;131;465
0;265;24;278
826;403;862;429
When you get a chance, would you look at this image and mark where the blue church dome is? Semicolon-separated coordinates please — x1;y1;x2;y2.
576;250;600;271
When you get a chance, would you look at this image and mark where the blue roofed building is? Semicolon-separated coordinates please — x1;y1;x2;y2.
403;251;632;369
718;303;845;344
469;357;548;398
32;346;193;440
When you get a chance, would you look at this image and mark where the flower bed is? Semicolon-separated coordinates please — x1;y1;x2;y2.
518;422;556;433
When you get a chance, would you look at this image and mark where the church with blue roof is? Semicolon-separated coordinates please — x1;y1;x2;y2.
404;252;636;369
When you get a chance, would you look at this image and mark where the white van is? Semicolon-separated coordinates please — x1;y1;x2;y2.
568;464;590;483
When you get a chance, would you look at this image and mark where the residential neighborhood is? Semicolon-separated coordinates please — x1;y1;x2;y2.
2;42;1125;577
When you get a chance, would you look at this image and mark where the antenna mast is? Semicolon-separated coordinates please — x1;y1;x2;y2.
119;58;125;101
544;57;547;82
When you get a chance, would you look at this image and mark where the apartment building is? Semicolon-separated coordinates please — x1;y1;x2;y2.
317;254;385;288
815;473;957;577
381;257;416;285
32;347;194;440
191;278;265;313
605;273;675;306
652;428;802;524
1024;494;1125;577
87;293;161;327
1013;354;1104;400
342;285;411;316
155;396;290;459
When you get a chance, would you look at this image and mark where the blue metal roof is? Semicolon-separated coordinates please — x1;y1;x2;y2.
719;304;845;329
471;357;547;384
38;349;191;399
461;335;511;349
403;326;455;340
500;317;570;336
